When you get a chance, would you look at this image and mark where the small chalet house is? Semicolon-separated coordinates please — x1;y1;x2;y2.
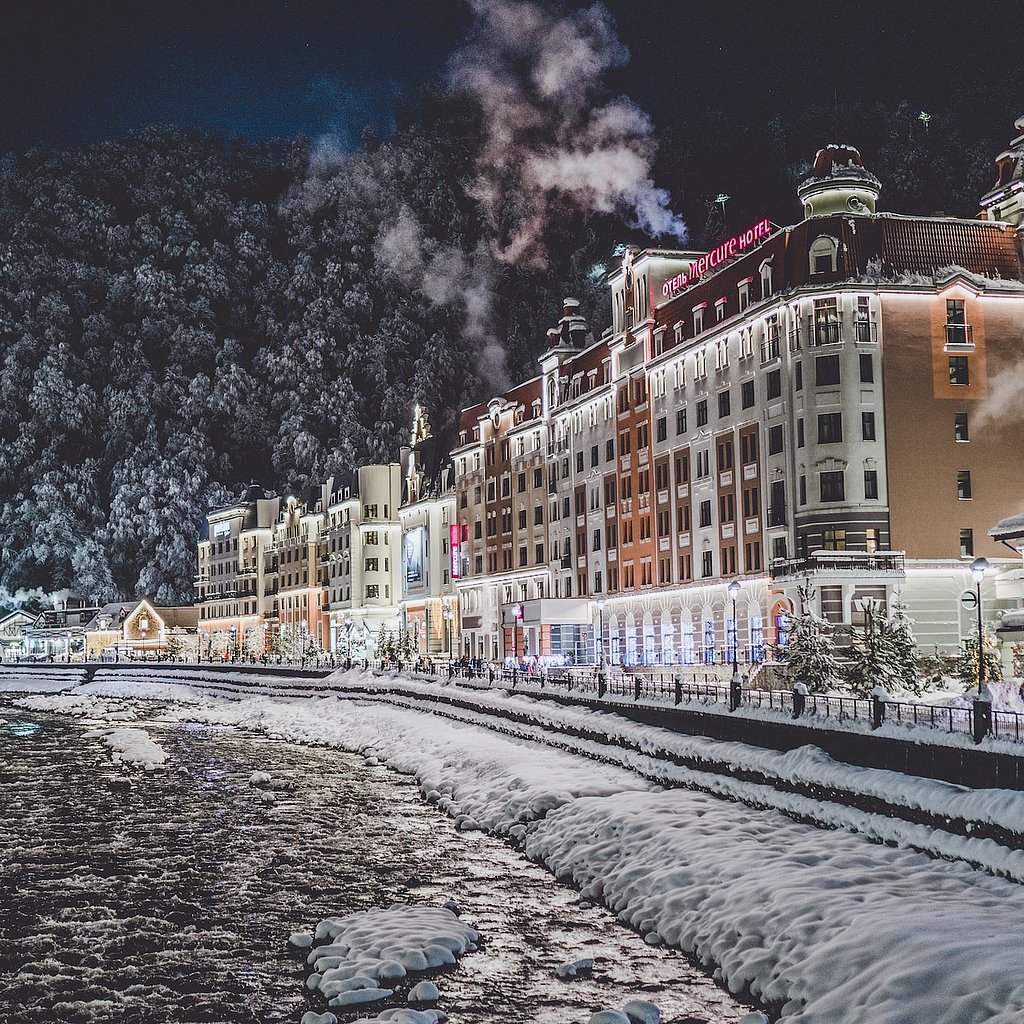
0;609;34;662
84;600;199;660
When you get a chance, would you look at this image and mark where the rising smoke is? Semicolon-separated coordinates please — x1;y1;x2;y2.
448;0;687;266
374;0;686;387
973;354;1024;433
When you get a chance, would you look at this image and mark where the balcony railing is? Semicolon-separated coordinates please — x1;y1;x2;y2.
811;322;841;347
760;337;781;363
770;550;906;579
854;320;878;344
945;323;974;349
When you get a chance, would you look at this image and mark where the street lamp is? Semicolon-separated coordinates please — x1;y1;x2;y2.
443;605;454;659
596;599;606;668
512;604;522;668
970;557;991;743
727;579;742;711
971;557;989;694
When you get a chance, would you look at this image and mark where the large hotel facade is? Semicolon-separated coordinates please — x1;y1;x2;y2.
197;134;1024;670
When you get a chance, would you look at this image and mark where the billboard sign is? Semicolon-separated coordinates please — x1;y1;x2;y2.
450;523;461;579
405;527;424;584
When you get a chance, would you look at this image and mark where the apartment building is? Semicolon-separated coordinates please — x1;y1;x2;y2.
451;138;1024;665
400;405;458;658
196;485;280;655
324;464;404;657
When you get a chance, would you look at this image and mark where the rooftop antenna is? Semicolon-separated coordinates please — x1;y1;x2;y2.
918;111;932;130
713;193;730;216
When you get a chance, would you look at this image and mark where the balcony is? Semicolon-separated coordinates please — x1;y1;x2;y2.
760;337;782;363
811;322;841;347
787;329;801;353
945;323;974;351
855;321;878;345
770;550;906;580
559;555;573;570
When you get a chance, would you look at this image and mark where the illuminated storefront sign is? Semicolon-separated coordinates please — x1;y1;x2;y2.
405;527;424;584
450;523;461;579
661;218;773;299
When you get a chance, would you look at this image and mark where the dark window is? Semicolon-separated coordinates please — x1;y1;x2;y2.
656;416;667;442
960;528;974;557
864;470;879;499
591;445;599;467
699;500;712;528
534;506;543;525
701;550;714;578
795;361;803;391
862;411;876;440
718;390;731;418
517;472;526;493
820;471;846;503
766;369;782;400
533;468;543;487
768;480;786;525
606;439;615;461
676;408;687;435
575;451;584;473
957;470;972;500
815;355;841;386
859;353;874;383
949;356;970;386
696;400;708;427
817;413;843;444
741;380;755;408
518;509;527;529
799;475;807;505
797;418;805;448
954;412;969;442
768;424;784;455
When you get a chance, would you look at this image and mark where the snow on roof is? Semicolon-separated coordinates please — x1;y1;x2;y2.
990;513;1024;542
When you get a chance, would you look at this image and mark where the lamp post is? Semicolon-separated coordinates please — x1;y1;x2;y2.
596;599;606;669
728;579;742;711
512;604;522;668
443;605;454;659
970;557;991;743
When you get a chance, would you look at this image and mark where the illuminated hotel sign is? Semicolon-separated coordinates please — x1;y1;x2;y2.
450;523;461;579
661;218;773;299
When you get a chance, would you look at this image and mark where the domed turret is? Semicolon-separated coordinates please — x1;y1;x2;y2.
979;116;1024;225
797;145;881;218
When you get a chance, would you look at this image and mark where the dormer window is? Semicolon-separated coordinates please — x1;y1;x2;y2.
738;277;752;312
674;321;684;344
809;235;839;275
760;259;774;297
715;298;727;323
693;303;706;335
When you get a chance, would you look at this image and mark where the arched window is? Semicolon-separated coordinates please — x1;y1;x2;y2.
809;235;839;275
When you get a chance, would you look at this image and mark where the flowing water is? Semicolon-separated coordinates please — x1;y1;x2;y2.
0;703;747;1024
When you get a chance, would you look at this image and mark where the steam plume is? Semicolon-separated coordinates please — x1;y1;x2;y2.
448;0;686;266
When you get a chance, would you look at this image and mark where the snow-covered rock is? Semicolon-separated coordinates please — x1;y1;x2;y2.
589;1012;631;1024
290;931;314;948
622;1001;661;1024
249;770;271;786
555;956;594;978
407;980;439;1003
301;1012;337;1024
302;905;478;1013
82;727;167;770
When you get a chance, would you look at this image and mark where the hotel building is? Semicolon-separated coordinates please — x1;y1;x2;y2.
452;139;1024;667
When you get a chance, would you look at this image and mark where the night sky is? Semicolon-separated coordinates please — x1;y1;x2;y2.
2;1;1022;224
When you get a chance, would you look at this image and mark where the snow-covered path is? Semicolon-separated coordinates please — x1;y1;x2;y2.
7;667;1024;1023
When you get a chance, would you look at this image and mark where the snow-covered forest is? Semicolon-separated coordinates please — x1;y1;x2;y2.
0;104;615;604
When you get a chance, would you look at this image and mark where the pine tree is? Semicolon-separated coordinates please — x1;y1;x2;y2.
844;598;900;696
888;601;922;694
781;585;841;694
957;627;1003;693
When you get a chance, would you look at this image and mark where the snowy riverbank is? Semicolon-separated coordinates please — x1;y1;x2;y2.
6;668;1024;1023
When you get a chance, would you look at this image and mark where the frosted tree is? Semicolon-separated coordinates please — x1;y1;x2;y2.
957;626;1003;693
781;585;841;694
844;599;900;696
887;601;922;694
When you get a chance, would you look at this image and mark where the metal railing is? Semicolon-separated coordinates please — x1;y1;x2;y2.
398;663;1024;746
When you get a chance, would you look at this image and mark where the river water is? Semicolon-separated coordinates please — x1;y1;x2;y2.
0;702;747;1024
